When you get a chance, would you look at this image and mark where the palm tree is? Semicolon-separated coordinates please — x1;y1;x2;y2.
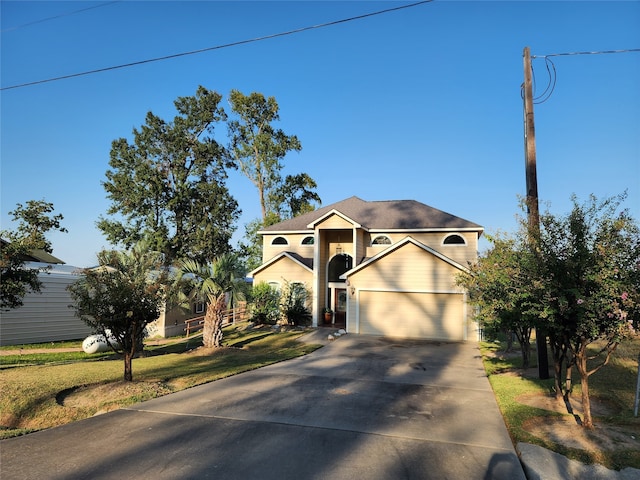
177;253;246;347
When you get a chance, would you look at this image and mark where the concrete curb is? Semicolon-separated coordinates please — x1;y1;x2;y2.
517;443;640;480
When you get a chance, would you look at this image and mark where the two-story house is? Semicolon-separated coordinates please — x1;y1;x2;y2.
250;196;484;341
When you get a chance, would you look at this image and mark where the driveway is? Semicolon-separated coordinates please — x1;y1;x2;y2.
1;332;525;480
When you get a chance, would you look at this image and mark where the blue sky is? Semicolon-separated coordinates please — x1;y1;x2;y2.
2;1;639;267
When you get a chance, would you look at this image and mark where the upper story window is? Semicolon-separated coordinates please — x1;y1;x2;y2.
301;236;314;245
272;236;288;245
371;235;392;246
443;234;466;245
328;254;353;282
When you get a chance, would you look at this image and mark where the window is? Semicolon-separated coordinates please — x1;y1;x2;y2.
272;236;288;245
328;254;352;282
194;302;205;314
301;236;314;245
443;234;466;245
371;235;392;245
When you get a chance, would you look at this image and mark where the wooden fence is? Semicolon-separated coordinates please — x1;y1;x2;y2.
184;302;248;336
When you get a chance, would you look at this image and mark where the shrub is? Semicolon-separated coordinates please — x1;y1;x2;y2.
280;281;312;326
249;282;280;325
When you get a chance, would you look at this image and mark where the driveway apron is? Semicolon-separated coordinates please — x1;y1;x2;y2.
1;334;525;480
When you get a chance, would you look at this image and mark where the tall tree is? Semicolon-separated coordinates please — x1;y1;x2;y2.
536;193;640;428
268;173;322;219
98;86;240;264
176;253;247;348
463;194;640;428
238;172;322;271
1;200;67;310
7;200;67;254
68;244;167;381
227;89;302;221
457;232;543;368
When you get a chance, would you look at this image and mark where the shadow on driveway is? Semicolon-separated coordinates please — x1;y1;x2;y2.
1;335;526;480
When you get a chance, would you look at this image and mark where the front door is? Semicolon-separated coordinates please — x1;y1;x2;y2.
334;288;347;326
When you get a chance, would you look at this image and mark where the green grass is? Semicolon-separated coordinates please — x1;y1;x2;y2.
480;338;640;470
0;324;321;439
0;339;85;351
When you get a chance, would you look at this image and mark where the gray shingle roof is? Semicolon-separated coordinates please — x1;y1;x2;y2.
261;196;483;232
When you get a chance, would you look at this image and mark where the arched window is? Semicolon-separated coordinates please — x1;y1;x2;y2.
371;235;392;246
443;234;466;245
301;236;314;245
328;254;352;282
271;236;288;245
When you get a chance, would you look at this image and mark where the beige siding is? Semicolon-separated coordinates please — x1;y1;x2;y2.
150;303;201;338
316;214;353;229
0;272;93;346
262;233;315;262
358;291;465;340
364;232;479;266
350;242;462;293
253;256;312;287
354;229;366;267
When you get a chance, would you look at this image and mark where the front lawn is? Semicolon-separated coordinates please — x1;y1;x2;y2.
0;323;320;439
481;337;640;470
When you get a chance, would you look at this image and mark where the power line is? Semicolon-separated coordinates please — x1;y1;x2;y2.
1;1;121;33
532;48;640;59
1;1;434;91
528;47;639;104
532;57;556;105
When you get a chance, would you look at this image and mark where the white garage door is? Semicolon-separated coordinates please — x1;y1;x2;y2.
358;291;465;340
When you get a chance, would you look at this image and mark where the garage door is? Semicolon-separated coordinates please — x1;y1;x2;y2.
358;291;465;340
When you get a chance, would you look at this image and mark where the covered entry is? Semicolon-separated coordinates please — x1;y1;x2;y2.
357;291;465;341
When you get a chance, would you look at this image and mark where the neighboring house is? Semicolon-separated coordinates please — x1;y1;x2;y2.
148;299;204;338
249;196;484;341
0;245;92;346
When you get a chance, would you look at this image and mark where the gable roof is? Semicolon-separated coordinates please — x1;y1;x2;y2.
248;251;313;278
341;236;469;278
260;196;483;233
0;238;65;264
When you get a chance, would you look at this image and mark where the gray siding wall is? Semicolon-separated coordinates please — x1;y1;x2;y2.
0;266;92;346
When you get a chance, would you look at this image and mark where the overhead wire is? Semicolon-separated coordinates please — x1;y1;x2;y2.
532;48;640;59
532;57;556;104
527;47;638;104
1;1;121;33
1;0;434;91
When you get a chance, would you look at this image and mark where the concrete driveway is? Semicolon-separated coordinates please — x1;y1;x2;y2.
1;332;525;480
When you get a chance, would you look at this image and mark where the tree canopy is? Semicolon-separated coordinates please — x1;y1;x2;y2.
536;193;639;427
227;89;304;222
460;193;639;428
457;232;542;368
98;86;240;264
227;90;320;270
1;200;67;310
68;244;167;381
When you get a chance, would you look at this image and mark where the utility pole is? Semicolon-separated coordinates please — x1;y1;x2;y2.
523;46;549;379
